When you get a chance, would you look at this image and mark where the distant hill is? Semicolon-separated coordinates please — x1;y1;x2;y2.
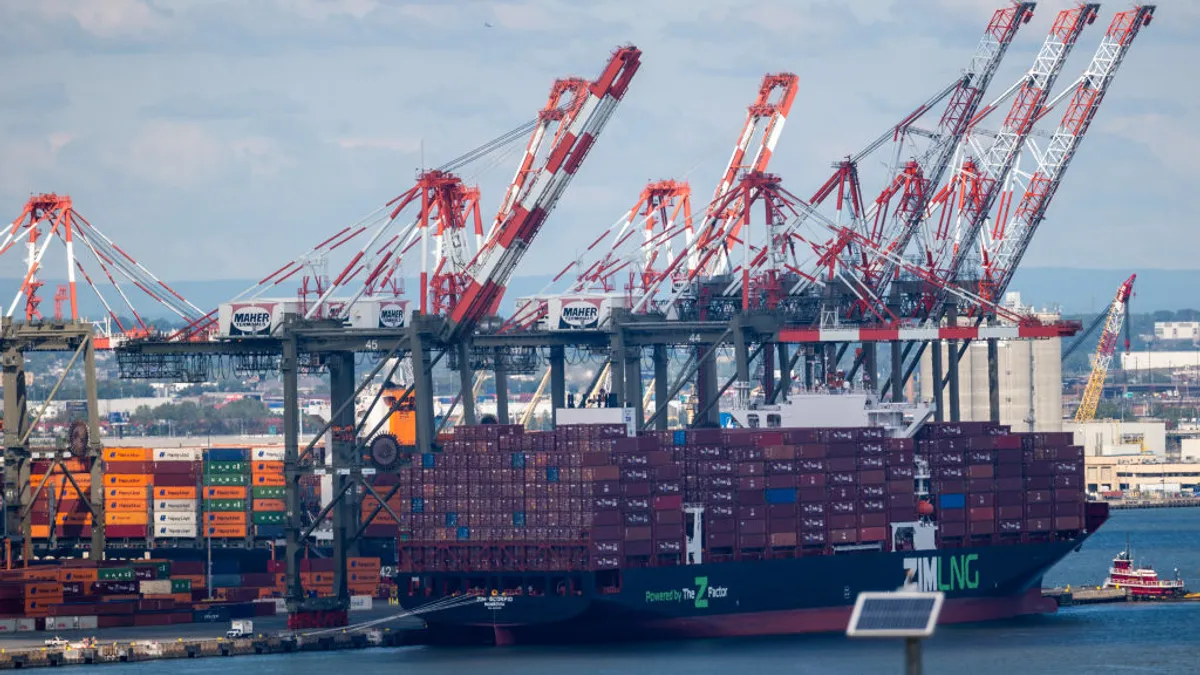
3;268;1194;322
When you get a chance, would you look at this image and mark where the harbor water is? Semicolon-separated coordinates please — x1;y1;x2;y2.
63;508;1200;674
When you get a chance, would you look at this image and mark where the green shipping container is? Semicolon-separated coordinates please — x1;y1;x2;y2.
98;567;134;581
170;578;192;593
204;499;246;511
206;461;248;474
151;561;171;578
252;486;286;499
204;473;248;486
252;512;286;525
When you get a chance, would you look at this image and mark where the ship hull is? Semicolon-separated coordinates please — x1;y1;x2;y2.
402;535;1086;645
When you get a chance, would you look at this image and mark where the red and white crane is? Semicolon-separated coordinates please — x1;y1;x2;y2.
913;2;1100;317
504;72;797;330
446;45;642;341
976;5;1155;304
0;193;206;343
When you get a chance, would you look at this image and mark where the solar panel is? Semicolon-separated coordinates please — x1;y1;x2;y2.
846;591;944;638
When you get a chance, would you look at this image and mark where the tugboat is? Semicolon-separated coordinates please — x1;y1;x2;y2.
1103;540;1186;600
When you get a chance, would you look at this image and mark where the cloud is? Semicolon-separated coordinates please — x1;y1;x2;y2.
0;0;1191;291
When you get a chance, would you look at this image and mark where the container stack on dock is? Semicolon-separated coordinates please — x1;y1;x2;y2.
203;448;250;539
104;448;151;539
251;447;287;539
29;458;93;540
153;448;201;540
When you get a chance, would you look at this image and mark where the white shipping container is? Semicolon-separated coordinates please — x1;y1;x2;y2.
253;447;286;461
0;619;16;633
140;580;173;595
341;297;409;330
77;616;98;630
255;598;287;613
155;448;201;461
155;512;198;525
217;299;300;338
350;596;373;612
546;295;626;331
154;499;197;513
16;618;37;632
155;524;197;538
47;617;77;630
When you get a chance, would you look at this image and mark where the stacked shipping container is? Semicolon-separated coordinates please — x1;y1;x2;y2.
251;447;287;538
28;458;93;539
153;448;201;539
203;448;250;539
103;447;151;538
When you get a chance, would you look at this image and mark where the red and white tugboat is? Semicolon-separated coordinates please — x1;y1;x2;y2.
1103;541;1186;600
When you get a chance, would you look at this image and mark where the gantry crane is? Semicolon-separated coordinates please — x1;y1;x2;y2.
1075;274;1135;422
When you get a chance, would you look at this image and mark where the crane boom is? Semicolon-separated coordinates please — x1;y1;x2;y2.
447;45;642;341
930;3;1101;306
981;5;1155;301
1075;274;1135;422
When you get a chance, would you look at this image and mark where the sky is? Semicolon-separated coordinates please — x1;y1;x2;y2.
0;0;1194;304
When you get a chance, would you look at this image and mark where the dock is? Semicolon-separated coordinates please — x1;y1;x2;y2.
1042;586;1129;606
1099;497;1200;506
0;628;426;669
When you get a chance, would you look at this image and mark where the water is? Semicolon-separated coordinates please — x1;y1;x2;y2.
97;508;1200;674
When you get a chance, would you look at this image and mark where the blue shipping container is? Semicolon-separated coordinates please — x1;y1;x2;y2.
411;497;424;513
513;512;526;527
255;525;285;539
456;526;470;541
511;453;526;469
211;559;241;575
546;467;560;483
939;493;966;509
211;573;242;588
421;453;436;469
193;607;230;623
445;513;458;527
765;488;797;504
673;430;687;446
206;448;249;462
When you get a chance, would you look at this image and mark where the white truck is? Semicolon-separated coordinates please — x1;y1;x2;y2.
226;620;254;639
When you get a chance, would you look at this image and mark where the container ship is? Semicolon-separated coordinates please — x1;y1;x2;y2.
382;395;1107;645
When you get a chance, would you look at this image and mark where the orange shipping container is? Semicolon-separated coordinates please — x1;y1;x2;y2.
105;474;149;488
204;486;247;500
252;474;286;487
104;447;151;462
30;525;50;538
205;525;247;538
105;511;149;525
252;499;286;511
204;512;247;525
176;574;206;588
107;499;149;512
32;475;92;489
155;486;197;500
59;568;98;583
252;461;284;474
18;568;60;581
23;599;53;616
104;487;147;500
24;582;60;596
55;513;93;526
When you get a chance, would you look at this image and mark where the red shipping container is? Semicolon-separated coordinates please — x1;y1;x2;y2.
707;518;736;534
104;461;152;474
1054;489;1081;503
763;446;795;460
766;474;799;489
967;464;994;479
858;527;887;542
652;494;682;510
769;517;797;533
859;512;887;528
940;522;966;537
887;479;913;495
623;526;653;541
827;457;857;472
737;505;765;519
654;510;683;526
968;493;995;508
968;520;995;535
997;505;1024;520
152;461;197;475
1027;502;1053;518
738;534;767;549
858;470;886;485
938;508;965;523
829;529;858;544
798;487;827;502
888;493;915;508
737;477;765;490
738;519;767;535
770;532;797;547
829;514;858;530
1026;518;1051;532
106;525;148;538
859;484;886;499
705;532;735;548
795;445;827;459
153;473;196;487
1054;516;1082;530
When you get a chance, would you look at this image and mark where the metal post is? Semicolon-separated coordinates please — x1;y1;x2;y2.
83;333;105;555
987;338;1001;424
947;306;961;423
328;350;356;607
549;345;565;425
862;342;877;393
625;347;643;425
2;340;29;564
931;342;944;423
494;347;509;424
456;341;476;426
776;342;790;402
761;341;775;403
905;637;922;675
697;344;720;427
409;322;435;453
653;345;669;430
891;341;904;403
732;319;750;408
282;334;304;607
609;331;626;407
803;346;815;390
